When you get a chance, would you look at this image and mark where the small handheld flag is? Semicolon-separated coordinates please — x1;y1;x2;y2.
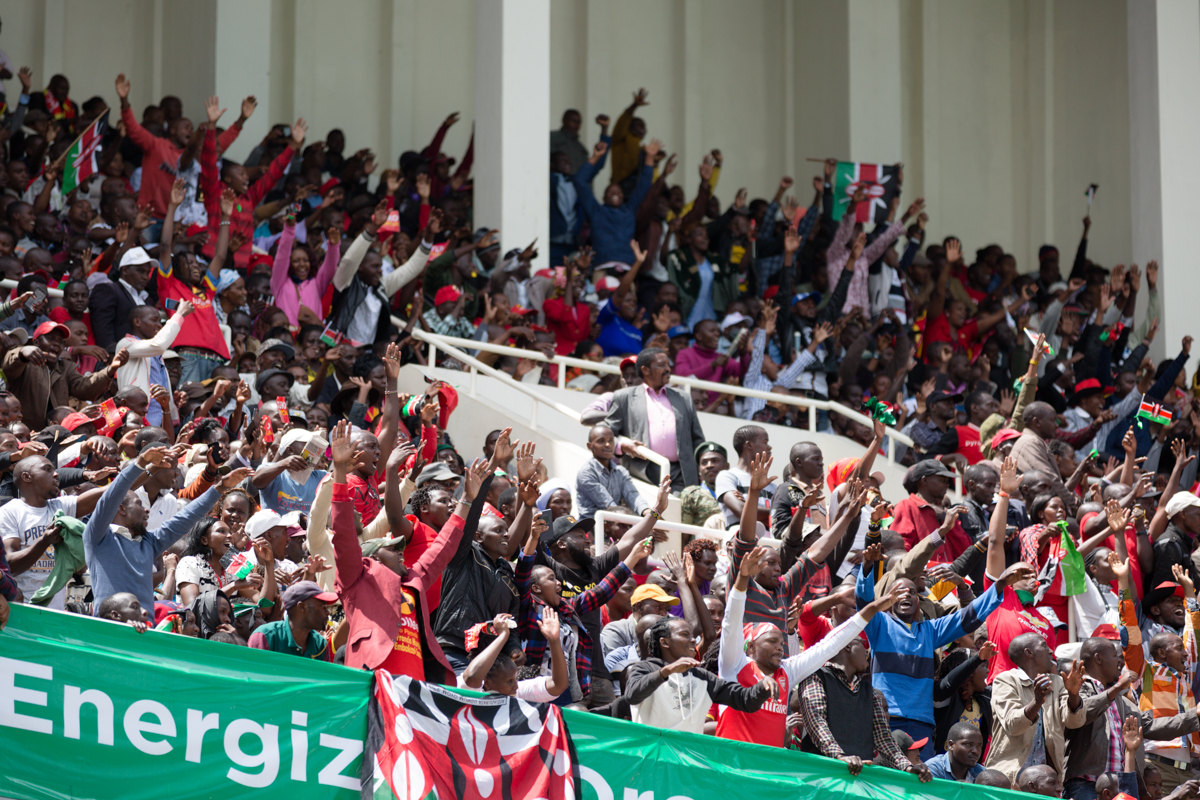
379;209;400;234
862;396;896;425
1085;183;1098;211
1025;328;1054;357
1137;397;1172;429
61;110;109;195
1054;520;1087;597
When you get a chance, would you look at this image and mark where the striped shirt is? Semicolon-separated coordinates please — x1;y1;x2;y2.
1121;596;1200;760
730;534;821;654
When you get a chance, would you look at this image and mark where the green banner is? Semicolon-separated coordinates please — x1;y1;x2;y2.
0;604;1026;800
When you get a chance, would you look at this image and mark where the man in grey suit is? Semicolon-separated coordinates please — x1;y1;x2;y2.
603;348;704;492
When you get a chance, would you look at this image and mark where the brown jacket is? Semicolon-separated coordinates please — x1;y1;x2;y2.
2;349;112;431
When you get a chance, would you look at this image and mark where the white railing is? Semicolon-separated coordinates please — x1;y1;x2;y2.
592;510;782;558
0;279;64;297
407;326;915;466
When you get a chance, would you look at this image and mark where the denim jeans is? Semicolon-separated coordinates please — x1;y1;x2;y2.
178;352;220;385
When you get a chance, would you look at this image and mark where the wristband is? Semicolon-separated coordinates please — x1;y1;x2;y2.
998;490;1011;499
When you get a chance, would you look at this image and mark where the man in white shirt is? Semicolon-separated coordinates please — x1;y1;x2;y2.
0;456;107;607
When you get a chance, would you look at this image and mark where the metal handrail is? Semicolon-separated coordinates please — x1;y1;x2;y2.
408;328;582;429
404;326;915;464
592;510;781;557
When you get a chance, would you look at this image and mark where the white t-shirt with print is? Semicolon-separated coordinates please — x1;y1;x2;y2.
0;495;79;609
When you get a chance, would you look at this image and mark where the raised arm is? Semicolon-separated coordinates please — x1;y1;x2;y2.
988;457;1019;579
271;218;297;299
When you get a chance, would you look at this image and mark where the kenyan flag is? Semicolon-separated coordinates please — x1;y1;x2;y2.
61;110;108;195
225;551;255;581
365;672;580;800
830;161;900;224
1138;398;1172;426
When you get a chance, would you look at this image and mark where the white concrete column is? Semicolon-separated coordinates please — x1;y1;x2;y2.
1127;0;1200;363
847;0;902;164
474;0;550;273
214;0;272;165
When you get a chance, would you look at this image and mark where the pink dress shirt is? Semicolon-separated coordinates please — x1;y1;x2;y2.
644;386;679;462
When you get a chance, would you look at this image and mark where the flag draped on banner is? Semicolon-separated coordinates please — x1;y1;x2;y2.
364;672;579;800
830;161;900;224
61;110;108;195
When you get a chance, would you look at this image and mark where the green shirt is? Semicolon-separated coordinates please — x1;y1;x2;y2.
247;619;332;661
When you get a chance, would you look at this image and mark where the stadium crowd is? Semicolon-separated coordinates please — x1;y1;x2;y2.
3;54;1200;800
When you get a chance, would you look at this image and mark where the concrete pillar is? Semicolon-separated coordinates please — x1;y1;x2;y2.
474;0;550;273
1127;0;1200;363
847;0;902;164
214;0;272;165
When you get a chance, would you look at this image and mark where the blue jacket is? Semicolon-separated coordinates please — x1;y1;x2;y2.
856;568;1003;725
574;160;653;267
1103;346;1189;459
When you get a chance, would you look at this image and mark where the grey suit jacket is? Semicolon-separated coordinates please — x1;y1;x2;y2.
603;384;704;486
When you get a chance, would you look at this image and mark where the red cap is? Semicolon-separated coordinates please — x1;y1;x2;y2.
908;736;930;750
1091;623;1120;640
1154;581;1187;599
991;428;1021;450
509;304;537;316
620;356;636;371
61;411;97;432
32;321;70;340
433;286;462;306
246;253;272;272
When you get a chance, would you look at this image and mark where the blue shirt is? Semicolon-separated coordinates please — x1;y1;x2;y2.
856;568;1003;725
595;298;643;356
261;469;328;515
686;259;716;330
924;753;983;782
145;352;169;427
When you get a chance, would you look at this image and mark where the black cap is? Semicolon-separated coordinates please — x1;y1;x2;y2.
256;368;296;394
906;459;958;482
541;515;594;545
927;390;963;406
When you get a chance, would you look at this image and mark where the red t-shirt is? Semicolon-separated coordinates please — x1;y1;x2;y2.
923;313;980;359
377;587;424;679
716;660;790;748
156;270;231;359
956;424;984;465
346;473;382;526
983;585;1055;683
890;494;973;563
49;307;94;344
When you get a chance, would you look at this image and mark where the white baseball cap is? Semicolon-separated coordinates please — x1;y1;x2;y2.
245;509;286;540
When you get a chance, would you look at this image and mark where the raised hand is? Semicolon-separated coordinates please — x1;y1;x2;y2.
220;186;236;218
330;419;355;474
944;237;962;264
632;87;649;107
536;607;559;640
115;73;131;100
627;537;654;567
739;546;769;578
1062;659;1085;697
1173;563;1196;598
291;118;308;149
220;467;254;490
978;640;996;661
462;457;489;502
204;96;226;126
748;451;775;494
1122;711;1143;753
170;178;187;207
